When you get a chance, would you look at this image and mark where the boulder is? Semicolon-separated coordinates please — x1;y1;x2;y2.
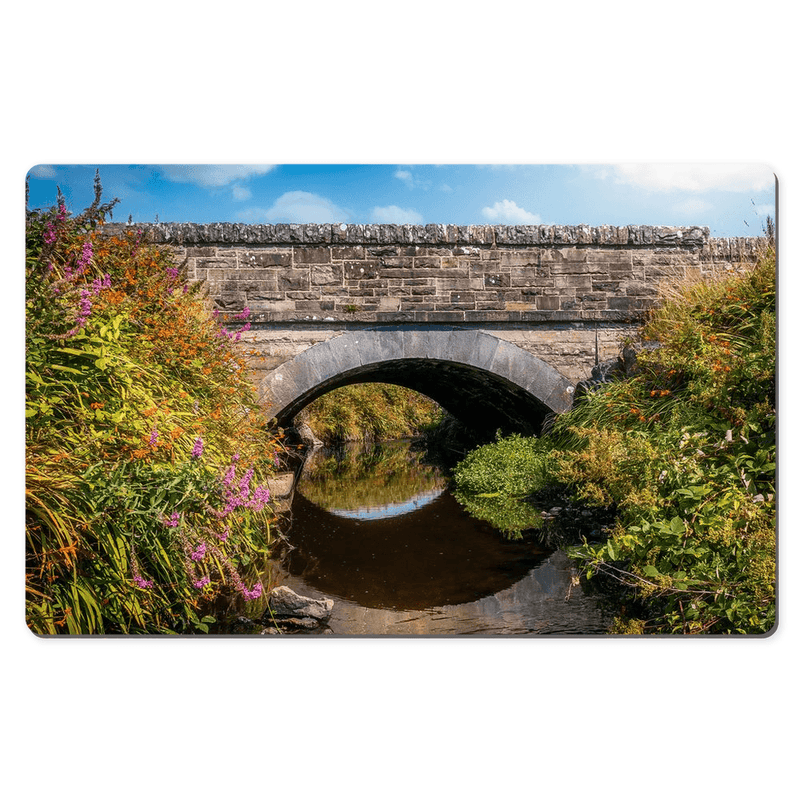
265;586;334;623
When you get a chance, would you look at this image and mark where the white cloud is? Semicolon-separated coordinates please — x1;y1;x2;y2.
29;164;58;179
245;191;350;223
394;168;430;190
394;169;414;188
370;205;424;224
439;183;453;193
160;165;275;188
231;184;252;202
481;199;542;224
608;164;773;193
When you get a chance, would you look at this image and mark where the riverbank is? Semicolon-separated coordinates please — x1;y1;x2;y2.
450;242;776;634
293;382;445;445
25;182;282;634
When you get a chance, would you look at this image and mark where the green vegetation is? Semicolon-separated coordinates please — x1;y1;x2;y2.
296;383;444;444
452;434;547;534
300;440;446;512
25;177;281;634
452;247;776;635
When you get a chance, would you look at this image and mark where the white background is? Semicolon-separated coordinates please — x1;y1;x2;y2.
4;2;795;798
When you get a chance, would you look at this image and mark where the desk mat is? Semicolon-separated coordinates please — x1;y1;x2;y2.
25;163;777;636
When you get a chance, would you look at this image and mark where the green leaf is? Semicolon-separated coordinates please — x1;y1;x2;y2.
669;516;685;536
51;364;83;375
606;540;616;560
642;565;660;578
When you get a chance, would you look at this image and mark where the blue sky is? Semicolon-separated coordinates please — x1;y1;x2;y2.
26;163;775;238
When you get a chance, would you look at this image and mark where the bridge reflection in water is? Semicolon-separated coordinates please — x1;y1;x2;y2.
272;441;609;635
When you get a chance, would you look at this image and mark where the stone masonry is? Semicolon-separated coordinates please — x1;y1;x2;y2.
102;223;765;389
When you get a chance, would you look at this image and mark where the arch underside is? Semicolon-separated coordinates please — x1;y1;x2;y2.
259;329;575;436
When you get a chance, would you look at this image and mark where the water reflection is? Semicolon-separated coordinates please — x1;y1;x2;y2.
275;440;609;634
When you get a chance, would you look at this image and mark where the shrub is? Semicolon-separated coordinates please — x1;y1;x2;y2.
552;249;776;634
25;175;281;634
450;245;776;633
451;433;550;536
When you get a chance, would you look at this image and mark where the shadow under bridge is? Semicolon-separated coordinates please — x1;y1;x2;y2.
258;328;576;436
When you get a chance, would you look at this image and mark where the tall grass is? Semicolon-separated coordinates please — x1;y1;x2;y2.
25;176;282;634
296;383;444;444
452;242;776;634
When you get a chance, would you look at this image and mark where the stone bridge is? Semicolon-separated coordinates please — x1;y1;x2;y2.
111;222;764;435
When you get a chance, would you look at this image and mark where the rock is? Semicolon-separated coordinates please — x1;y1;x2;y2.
296;423;323;449
265;586;334;623
278;616;322;629
269;472;295;499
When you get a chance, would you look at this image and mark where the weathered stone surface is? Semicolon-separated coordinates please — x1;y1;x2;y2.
266;586;334;622
269;471;297;498
99;222;765;431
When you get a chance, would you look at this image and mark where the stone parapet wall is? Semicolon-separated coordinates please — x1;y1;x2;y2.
102;223;766;325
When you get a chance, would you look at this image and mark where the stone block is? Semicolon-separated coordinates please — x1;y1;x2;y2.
445;330;501;371
294;247;331;264
419;311;467;322
623;280;659;296
238;250;292;267
278;271;310;291
331;246;365;260
484;274;510;288
537;296;560;310
196;257;237;272
555;274;592;290
310;263;343;286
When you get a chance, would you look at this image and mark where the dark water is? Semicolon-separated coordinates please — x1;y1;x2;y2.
272;440;610;635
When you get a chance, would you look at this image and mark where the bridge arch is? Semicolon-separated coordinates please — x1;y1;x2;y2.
258;328;575;436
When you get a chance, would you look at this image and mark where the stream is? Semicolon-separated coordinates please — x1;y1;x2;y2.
267;440;611;635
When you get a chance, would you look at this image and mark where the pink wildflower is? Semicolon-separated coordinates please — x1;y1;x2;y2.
190;542;206;562
239;581;263;601
215;527;230;542
163;511;180;528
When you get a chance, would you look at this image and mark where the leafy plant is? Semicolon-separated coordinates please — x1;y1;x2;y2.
451;243;776;634
451;433;549;536
551;246;777;634
25;174;283;634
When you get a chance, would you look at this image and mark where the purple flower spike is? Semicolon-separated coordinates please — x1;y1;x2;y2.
191;437;204;459
239;581;263;601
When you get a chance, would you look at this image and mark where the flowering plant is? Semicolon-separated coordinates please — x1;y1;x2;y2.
25;173;283;634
